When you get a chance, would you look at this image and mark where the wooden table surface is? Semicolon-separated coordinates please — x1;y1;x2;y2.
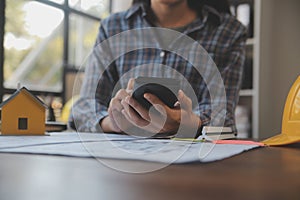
0;143;299;200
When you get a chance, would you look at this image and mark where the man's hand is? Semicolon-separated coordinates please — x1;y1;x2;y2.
100;79;135;133
121;90;201;135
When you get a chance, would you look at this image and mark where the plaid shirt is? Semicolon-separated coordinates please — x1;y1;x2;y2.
71;3;247;133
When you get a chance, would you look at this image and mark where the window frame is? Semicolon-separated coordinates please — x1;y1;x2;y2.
0;0;109;104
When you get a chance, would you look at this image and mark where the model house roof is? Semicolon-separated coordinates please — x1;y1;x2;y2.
0;87;47;109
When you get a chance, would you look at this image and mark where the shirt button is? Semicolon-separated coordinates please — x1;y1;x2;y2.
160;51;165;58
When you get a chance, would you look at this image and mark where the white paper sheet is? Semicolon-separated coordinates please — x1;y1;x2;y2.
0;132;136;149
0;132;260;163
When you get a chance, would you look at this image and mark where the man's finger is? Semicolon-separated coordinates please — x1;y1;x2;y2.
177;90;192;112
121;98;150;126
115;89;129;100
122;108;164;134
121;99;165;133
109;98;123;112
143;93;169;115
108;109;121;132
112;109;132;132
125;96;151;121
126;78;135;91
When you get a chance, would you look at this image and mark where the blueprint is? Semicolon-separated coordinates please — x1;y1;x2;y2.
0;132;260;164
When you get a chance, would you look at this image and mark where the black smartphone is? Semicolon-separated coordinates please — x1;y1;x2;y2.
132;77;180;110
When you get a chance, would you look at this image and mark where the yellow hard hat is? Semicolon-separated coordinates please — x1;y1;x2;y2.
262;76;300;146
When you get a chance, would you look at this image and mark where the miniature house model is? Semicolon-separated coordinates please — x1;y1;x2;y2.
0;87;47;135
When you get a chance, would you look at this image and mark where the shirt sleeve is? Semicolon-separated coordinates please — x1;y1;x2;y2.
70;23;118;132
221;27;248;132
195;24;248;133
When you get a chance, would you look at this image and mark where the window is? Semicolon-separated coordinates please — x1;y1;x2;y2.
4;1;64;92
0;0;110;103
18;118;28;130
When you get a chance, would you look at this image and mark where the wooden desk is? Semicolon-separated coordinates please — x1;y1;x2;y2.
0;144;299;200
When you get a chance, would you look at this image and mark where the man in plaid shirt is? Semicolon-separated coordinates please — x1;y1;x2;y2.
71;0;247;137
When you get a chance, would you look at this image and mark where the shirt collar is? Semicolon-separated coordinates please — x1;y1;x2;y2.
202;5;222;25
125;3;147;19
183;5;221;34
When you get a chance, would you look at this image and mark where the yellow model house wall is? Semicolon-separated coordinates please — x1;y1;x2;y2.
1;91;45;135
